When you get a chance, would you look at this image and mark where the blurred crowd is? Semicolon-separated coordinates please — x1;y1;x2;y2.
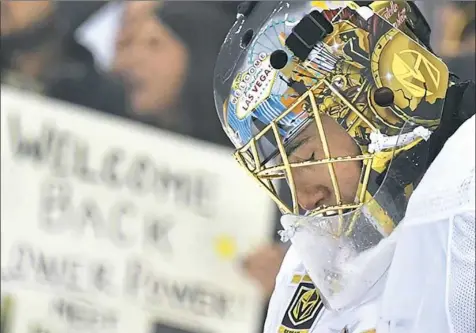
1;0;474;330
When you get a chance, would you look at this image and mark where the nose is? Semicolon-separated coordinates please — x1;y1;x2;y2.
297;186;330;211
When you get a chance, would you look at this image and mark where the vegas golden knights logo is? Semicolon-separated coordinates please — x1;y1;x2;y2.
291;286;320;325
392;50;442;98
279;275;324;333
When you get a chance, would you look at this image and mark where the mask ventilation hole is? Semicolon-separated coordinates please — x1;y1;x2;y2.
241;29;254;48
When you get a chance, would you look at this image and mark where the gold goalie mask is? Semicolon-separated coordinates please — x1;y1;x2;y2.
214;1;450;309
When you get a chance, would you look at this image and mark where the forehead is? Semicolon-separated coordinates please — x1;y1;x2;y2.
286;114;339;149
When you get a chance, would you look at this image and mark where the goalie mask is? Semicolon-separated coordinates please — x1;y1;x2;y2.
214;1;450;310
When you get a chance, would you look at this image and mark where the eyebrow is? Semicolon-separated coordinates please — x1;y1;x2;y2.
284;136;312;157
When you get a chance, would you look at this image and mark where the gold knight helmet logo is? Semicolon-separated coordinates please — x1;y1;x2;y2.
280;276;324;332
290;286;320;326
371;28;449;112
392;49;441;98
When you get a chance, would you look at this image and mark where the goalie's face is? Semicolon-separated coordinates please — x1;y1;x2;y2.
216;1;448;218
286;115;362;212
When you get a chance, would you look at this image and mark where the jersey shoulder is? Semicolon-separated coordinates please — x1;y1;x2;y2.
263;245;380;333
263;245;326;333
378;115;475;333
405;114;475;225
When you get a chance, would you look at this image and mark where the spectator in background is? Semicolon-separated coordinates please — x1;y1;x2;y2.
112;0;288;306
0;0;128;116
112;1;233;144
435;2;475;82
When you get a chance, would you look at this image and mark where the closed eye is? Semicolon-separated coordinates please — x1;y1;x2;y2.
285;136;312;157
290;151;315;164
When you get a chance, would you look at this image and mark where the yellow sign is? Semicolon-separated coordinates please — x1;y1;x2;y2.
1;295;14;333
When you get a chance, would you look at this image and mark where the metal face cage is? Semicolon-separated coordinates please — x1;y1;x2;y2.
215;1;449;237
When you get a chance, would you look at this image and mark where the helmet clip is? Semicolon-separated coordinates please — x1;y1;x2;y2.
285;10;334;61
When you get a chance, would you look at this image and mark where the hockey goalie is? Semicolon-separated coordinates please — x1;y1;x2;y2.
213;1;475;332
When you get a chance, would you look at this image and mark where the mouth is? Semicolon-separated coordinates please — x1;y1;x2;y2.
306;209;338;217
308;208;355;218
319;210;339;217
